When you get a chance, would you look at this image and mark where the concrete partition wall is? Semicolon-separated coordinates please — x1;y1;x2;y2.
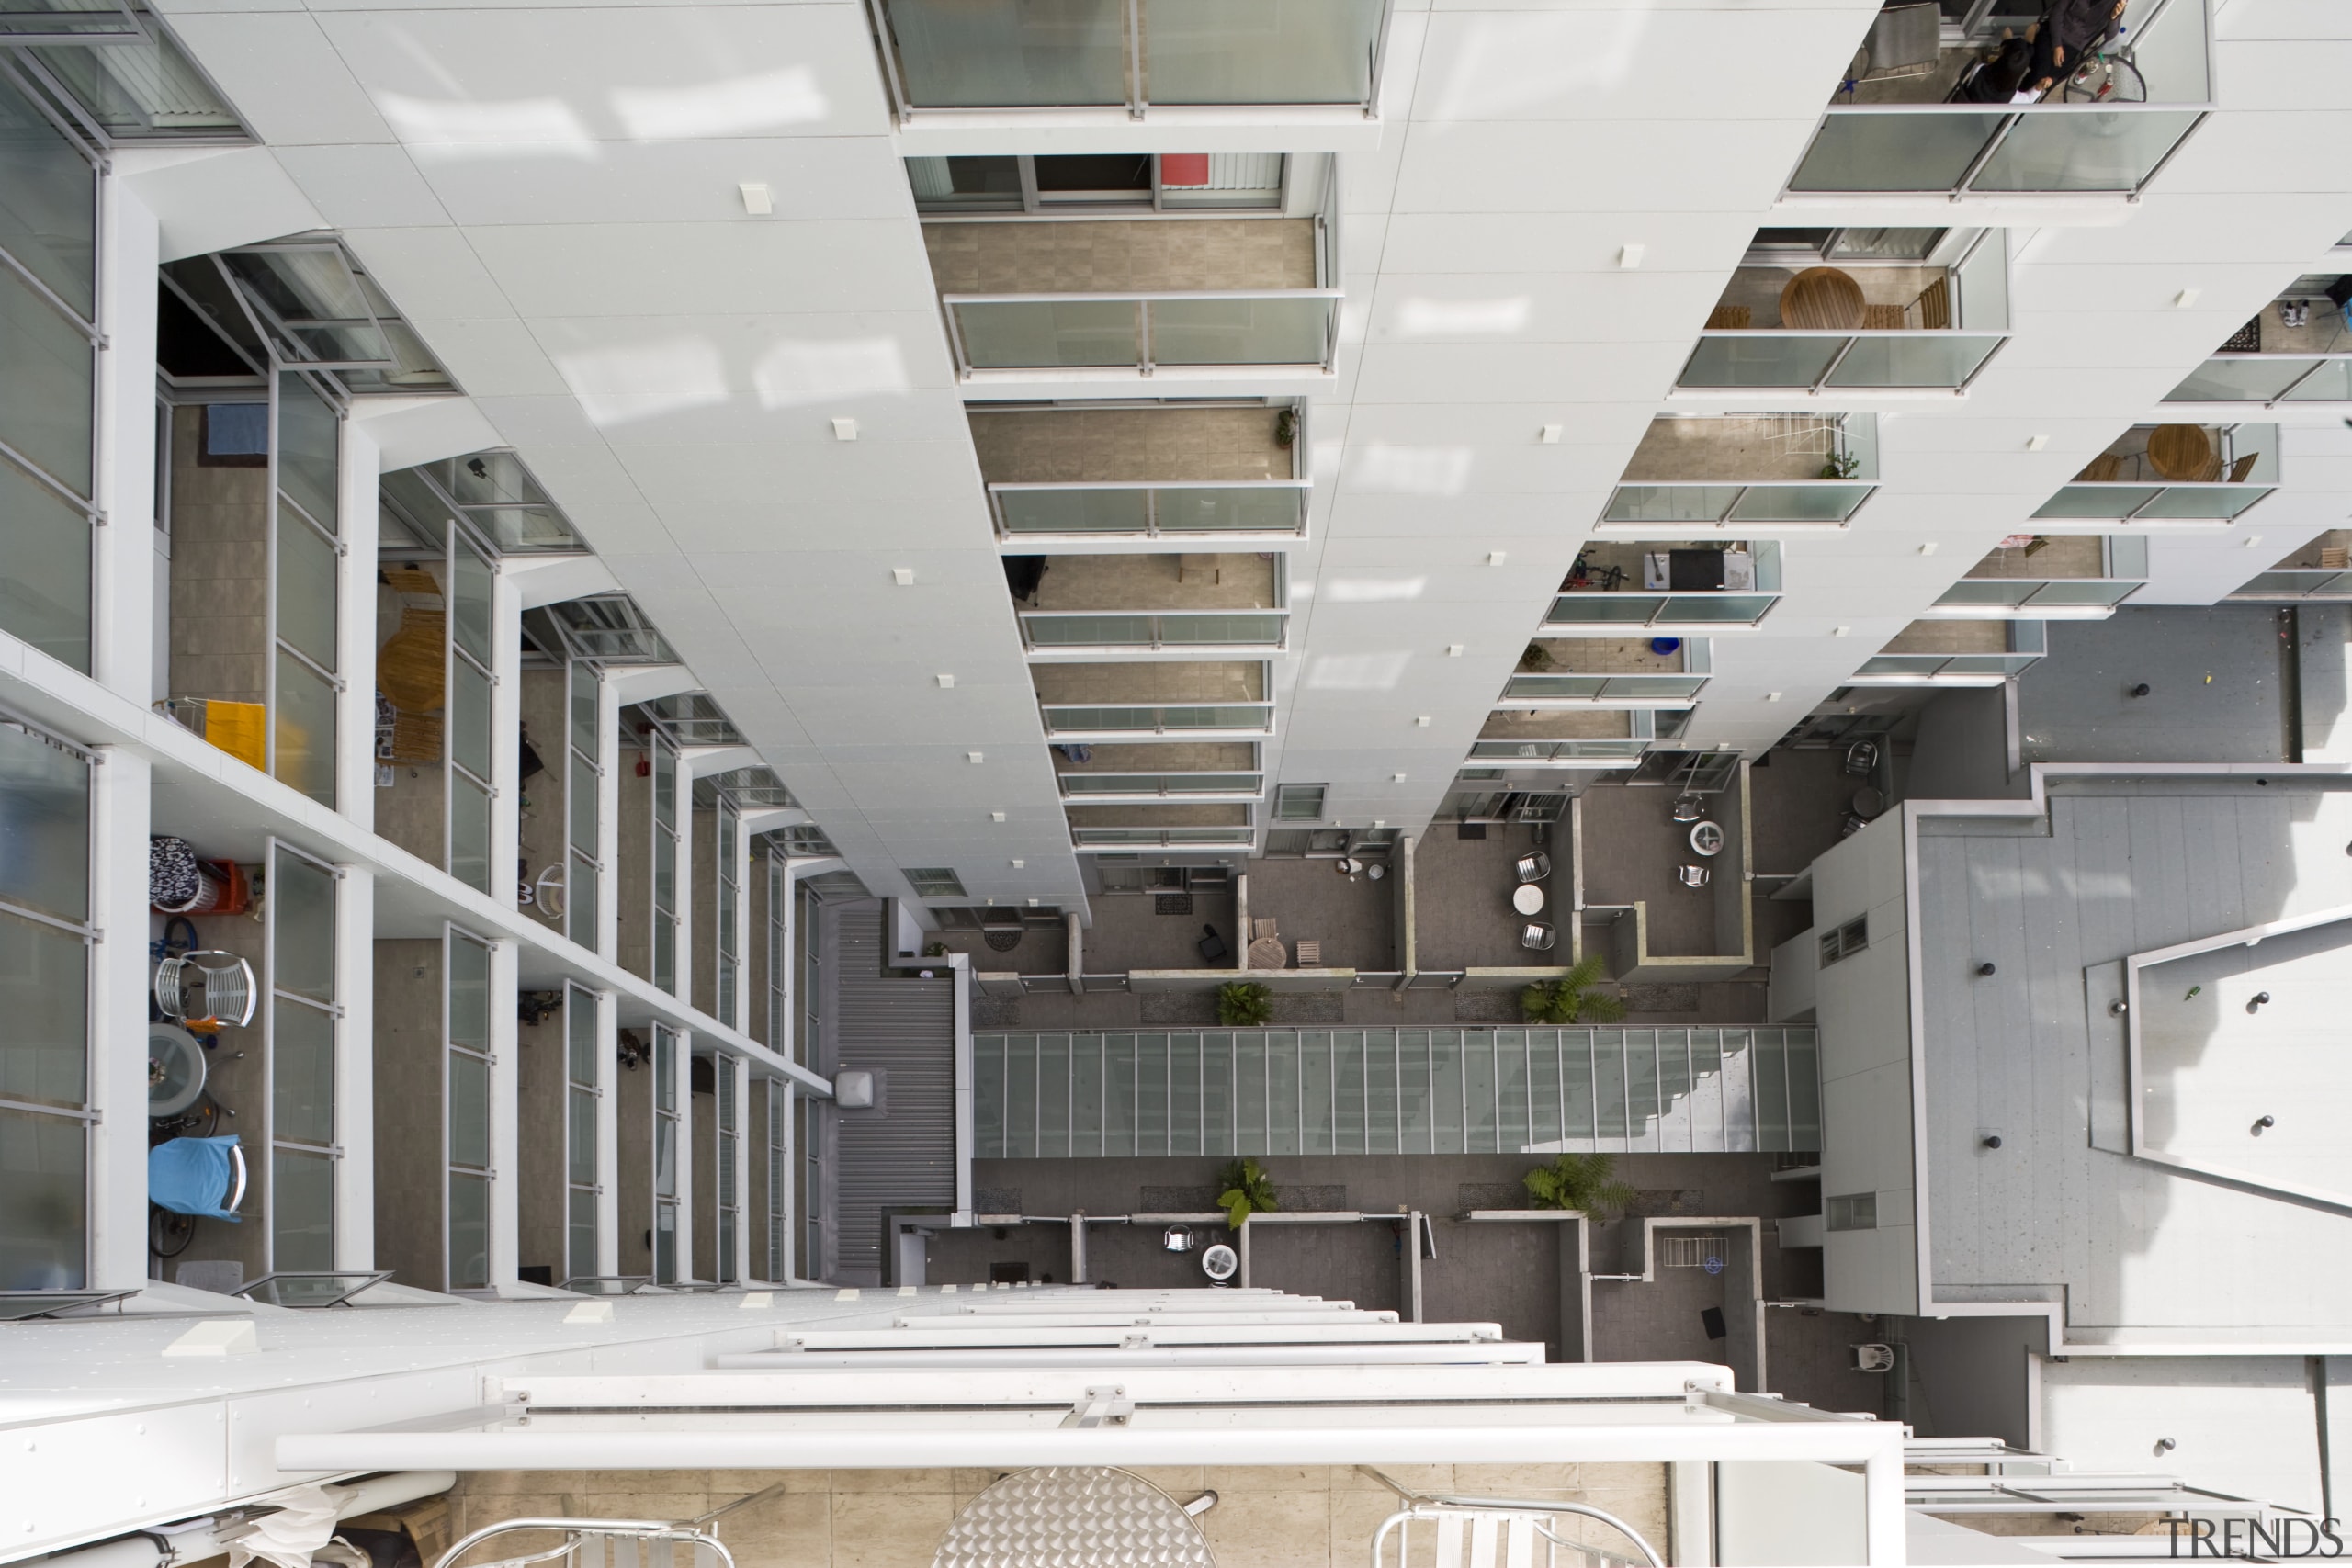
1604;764;1756;985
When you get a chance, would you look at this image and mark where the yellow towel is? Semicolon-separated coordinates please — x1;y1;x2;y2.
204;699;266;772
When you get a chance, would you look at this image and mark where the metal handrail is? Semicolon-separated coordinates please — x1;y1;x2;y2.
989;479;1312;491
1361;1468;1662;1568
944;288;1344;304
433;1519;739;1568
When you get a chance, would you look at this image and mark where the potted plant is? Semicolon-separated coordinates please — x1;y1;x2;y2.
1217;1156;1278;1229
1818;449;1861;480
1522;1152;1637;1221
1216;981;1272;1026
1521;642;1554;671
1520;953;1626;1025
1273;408;1299;448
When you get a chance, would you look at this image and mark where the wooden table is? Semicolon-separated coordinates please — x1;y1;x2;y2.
1779;266;1867;331
1246;935;1287;970
2146;423;2215;482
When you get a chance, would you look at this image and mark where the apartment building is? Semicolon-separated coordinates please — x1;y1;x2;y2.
4;0;2352;1562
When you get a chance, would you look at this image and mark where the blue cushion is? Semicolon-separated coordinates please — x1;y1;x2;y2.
149;1135;243;1220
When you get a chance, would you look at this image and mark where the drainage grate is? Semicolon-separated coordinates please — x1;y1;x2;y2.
1661;1235;1727;1271
1154;894;1193;916
984;930;1023;952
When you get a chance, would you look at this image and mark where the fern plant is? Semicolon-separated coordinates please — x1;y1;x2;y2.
1520;953;1626;1026
1818;449;1861;480
1217;1157;1278;1229
1217;981;1272;1027
1523;1152;1637;1221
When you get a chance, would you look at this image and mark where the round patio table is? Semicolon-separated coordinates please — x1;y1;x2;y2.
1780;266;1866;331
2147;423;2214;481
1689;821;1725;857
934;1467;1215;1568
1512;883;1547;916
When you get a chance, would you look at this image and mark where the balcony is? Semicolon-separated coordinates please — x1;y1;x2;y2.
975;402;1306;543
1849;619;2046;684
2031;423;2277;525
1786;0;2210;197
1068;803;1253;851
1678;235;2007;392
1500;638;1711;706
1467;709;1656;766
1548;541;1781;629
865;0;1389;119
1925;534;2146;617
2227;531;2352;601
1054;739;1261;801
1034;660;1272;737
2165;281;2352;408
925;213;1335;378
1600;413;1878;532
1010;551;1286;652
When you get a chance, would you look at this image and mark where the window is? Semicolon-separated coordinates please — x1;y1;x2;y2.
1818;915;1869;968
268;843;339;1271
1272;784;1327;821
1826;1192;1878;1232
765;856;789;1055
715;799;740;1025
564;985;599;1280
445;929;493;1290
650;734;680;995
714;1053;739;1284
797;1088;821;1280
444;534;492;886
763;1080;788;1280
904;867;966;898
907;153;1285;214
0;68;99;673
769;822;837;858
0;718;93;1291
566;659;602;953
651;1025;679;1283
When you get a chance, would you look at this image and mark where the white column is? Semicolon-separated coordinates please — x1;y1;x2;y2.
730;1054;752;1283
333;863;375;1269
673;1029;695;1280
780;1080;797;1282
596;675;621;964
488;937;520;1288
594;988;619;1275
491;569;522;913
91;176;158;705
87;748;150;1289
335;421;381;830
673;788;693;1003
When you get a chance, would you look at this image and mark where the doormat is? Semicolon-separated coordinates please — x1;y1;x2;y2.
1457;822;1488;840
972;997;1019;1029
1154;893;1193;916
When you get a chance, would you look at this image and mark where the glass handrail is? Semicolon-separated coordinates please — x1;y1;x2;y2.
1935;579;2142;609
991;480;1309;537
2165;355;2352;405
2032;482;2273;521
1601;481;1875;527
870;0;1389;118
945;292;1342;375
1502;673;1709;701
1679;332;2005;391
1021;611;1287;649
1789;107;2207;197
2229;570;2352;600
1545;593;1776;626
1465;739;1651;761
1059;773;1263;796
1071;828;1256;847
1039;703;1273;733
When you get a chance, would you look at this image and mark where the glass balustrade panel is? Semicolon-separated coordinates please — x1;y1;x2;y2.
1826;334;2000;389
1970;110;2204;193
1789;111;2006;193
1149;298;1329;367
954;301;1139;369
883;0;1126;107
1679;336;1843;389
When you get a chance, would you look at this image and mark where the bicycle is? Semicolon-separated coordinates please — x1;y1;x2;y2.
2061;28;2147;102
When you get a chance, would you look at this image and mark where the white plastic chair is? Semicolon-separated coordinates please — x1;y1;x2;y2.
1369;1494;1663;1568
153;950;257;1028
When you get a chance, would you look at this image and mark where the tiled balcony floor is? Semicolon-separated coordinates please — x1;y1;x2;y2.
1022;553;1278;612
1033;661;1265;705
1965;536;2106;579
924;219;1317;294
1882;619;2008;655
1621;416;1841;482
1478;710;1637;740
973;407;1292;483
1244;853;1396;972
1414;822;1561;971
